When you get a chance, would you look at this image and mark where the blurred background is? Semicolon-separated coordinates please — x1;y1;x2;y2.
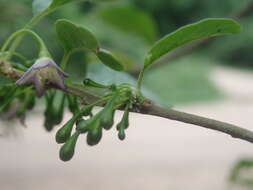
0;0;253;189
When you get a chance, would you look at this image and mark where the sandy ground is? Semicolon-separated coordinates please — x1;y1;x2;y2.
0;66;253;190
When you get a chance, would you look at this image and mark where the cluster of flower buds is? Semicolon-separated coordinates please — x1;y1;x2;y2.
11;56;135;162
8;57;69;129
56;80;134;162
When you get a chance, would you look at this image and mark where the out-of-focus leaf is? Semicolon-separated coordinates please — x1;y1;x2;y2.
97;4;158;42
56;19;99;53
145;18;241;67
32;0;51;14
143;55;222;105
97;49;124;71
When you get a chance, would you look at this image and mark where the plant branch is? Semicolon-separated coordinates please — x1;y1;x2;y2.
140;101;253;143
1;62;253;144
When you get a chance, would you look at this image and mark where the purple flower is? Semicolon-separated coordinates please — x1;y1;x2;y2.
16;57;69;97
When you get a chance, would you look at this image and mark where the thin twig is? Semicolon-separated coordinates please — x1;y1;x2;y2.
141;101;253;143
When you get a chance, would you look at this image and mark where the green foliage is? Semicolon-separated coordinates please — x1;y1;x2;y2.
97;4;158;42
145;18;241;67
56;19;123;71
97;49;124;71
56;19;99;52
144;55;222;105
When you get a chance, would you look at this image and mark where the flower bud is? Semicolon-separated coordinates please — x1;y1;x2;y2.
53;93;66;125
100;109;115;130
100;94;118;130
118;127;126;141
116;108;129;141
86;124;102;146
55;118;76;144
66;95;79;115
76;119;89;134
44;118;55;131
81;105;93;117
83;78;115;90
59;132;80;162
26;93;36;110
116;109;129;130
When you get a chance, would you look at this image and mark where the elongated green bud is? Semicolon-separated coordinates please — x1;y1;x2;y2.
83;79;114;89
117;109;129;130
118;127;126;141
54;93;66;125
56;118;76;144
12;63;28;72
100;94;118;130
43;91;56;131
100;109;115;130
81;105;93;117
27;93;36;110
57;104;94;142
76;119;89;134
59;132;80;162
116;107;130;141
87;124;102;146
44;118;55;131
76;113;100;133
66;95;79;114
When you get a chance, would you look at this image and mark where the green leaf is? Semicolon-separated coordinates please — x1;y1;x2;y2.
56;19;99;53
97;5;158;42
145;18;241;67
97;49;124;71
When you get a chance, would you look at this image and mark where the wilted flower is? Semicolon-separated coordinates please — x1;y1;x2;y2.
16;57;69;97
